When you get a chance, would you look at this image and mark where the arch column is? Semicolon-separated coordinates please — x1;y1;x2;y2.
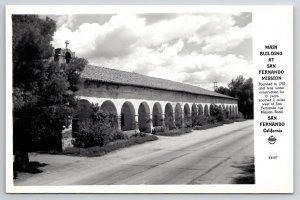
134;114;140;133
149;113;153;132
117;115;122;130
181;107;186;128
161;113;165;127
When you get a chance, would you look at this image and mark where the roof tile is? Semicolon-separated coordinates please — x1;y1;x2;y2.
81;65;236;100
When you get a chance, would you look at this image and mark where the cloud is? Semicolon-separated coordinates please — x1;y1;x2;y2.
201;23;252;54
89;41;252;90
52;13;208;59
51;13;252;91
233;12;252;28
138;13;179;25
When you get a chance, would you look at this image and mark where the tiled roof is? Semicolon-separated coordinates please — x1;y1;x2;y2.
81;65;236;100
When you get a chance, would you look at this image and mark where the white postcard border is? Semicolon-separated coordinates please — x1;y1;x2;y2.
5;5;294;193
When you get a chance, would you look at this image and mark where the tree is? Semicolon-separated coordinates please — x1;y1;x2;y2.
13;15;87;171
215;75;253;119
214;86;230;96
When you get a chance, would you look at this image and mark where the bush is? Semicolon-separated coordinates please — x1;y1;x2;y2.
152;126;165;134
72;119;112;148
237;111;244;119
190;115;219;127
130;132;147;138
235;118;247;122
72;102;120;148
175;109;183;129
164;115;176;130
184;116;192;128
224;110;230;119
193;122;224;130
210;104;224;122
194;115;207;126
156;128;192;136
109;129;127;141
191;113;198;127
224;119;234;124
133;135;158;144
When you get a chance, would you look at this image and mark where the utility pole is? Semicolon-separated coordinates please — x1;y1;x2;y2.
213;82;218;90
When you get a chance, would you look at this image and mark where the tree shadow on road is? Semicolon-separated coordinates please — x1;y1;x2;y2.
231;156;255;184
14;161;48;179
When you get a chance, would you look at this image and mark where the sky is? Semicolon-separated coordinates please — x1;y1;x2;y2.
49;13;252;91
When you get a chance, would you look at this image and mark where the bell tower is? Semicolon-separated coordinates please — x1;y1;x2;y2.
53;40;75;64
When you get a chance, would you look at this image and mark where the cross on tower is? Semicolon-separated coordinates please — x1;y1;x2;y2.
65;40;69;48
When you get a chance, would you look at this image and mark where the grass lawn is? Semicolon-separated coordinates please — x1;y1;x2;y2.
63;134;158;157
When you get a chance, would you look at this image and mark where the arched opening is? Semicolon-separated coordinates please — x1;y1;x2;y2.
225;105;229;119
65;52;71;64
175;103;183;128
164;103;174;130
210;104;214;116
235;106;238;116
138;102;151;133
152;102;163;127
121;101;135;131
233;105;235;117
184;104;191;127
229;105;232;118
73;99;94;134
75;99;93;121
204;104;209;116
100;100;118;129
54;48;61;62
218;105;223;117
198;104;203;117
191;104;198;127
222;104;226;110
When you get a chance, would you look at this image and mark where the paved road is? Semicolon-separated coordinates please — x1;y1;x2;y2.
15;120;253;185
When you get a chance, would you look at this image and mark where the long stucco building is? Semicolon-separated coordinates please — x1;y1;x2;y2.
54;47;238;134
77;65;238;133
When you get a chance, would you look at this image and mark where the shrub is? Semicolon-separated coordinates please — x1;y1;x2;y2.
175;108;183;128
165;119;176;130
193;122;224;130
195;115;209;126
210;104;224;122
164;107;176;130
184;116;192;128
109;129;127;141
133;135;158;144
224;119;234;124
130;132;147;138
72;103;120;148
156;128;192;136
224;110;230;119
152;126;165;134
237;111;244;119
234;118;247;122
207;116;216;124
72;119;112;148
191;113;198;127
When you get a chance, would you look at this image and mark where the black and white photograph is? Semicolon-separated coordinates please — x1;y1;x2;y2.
11;11;254;186
6;5;293;193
